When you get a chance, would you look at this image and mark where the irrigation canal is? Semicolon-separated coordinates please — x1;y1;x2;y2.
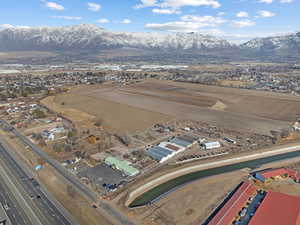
129;149;300;207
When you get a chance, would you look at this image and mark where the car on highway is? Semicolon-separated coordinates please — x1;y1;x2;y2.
3;203;10;210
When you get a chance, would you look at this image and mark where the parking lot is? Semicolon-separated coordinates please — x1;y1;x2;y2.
78;164;126;192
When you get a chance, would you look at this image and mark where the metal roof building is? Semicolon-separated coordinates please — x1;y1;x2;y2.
248;191;300;225
179;135;198;144
147;146;174;162
202;141;221;150
170;137;192;148
104;157;139;177
253;168;297;182
207;181;257;225
158;142;185;152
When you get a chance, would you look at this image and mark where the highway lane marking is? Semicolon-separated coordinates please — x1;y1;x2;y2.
0;161;43;225
0;143;73;225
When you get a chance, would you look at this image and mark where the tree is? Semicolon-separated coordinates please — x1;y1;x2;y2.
67;130;76;138
64;144;72;152
32;109;46;119
53;143;63;153
37;158;46;166
115;132;132;146
94;119;104;127
66;185;77;199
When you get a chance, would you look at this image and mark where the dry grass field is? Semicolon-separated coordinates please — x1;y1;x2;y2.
151;171;246;225
42;79;300;134
125;171;246;225
44;84;172;133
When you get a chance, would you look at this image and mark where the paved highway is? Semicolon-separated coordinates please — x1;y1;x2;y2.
0;175;34;225
0;119;98;202
0;119;136;225
0;142;78;225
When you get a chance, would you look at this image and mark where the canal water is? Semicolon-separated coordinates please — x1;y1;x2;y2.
129;149;300;207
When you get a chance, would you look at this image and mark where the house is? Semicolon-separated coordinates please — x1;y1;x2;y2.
48;133;55;141
50;127;65;134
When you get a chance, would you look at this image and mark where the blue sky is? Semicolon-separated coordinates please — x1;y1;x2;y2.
0;0;299;42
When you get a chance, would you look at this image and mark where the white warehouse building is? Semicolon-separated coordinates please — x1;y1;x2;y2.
202;141;221;150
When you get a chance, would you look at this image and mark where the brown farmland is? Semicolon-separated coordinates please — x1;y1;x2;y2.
49;80;300;134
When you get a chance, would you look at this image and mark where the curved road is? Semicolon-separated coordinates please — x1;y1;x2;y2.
127;144;300;205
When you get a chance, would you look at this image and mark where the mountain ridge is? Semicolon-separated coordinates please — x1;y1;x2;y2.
0;24;233;51
0;24;299;63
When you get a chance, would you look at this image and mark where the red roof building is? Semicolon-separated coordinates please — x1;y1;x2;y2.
207;181;256;225
259;168;290;179
248;191;300;225
255;168;300;182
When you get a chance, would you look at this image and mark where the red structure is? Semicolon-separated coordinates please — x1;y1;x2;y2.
259;168;290;179
207;168;300;225
255;168;300;182
207;181;256;225
248;191;300;225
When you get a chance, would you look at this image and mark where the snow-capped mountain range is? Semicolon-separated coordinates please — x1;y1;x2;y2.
0;24;299;62
241;32;300;51
0;24;232;51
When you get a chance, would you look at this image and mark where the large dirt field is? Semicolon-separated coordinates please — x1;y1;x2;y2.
45;84;171;133
50;80;300;135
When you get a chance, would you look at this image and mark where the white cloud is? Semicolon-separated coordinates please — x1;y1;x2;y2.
217;12;225;16
161;0;221;9
135;0;221;10
258;0;273;3
0;24;14;29
257;10;275;17
97;18;110;23
145;22;211;32
152;8;181;14
44;1;64;11
135;0;158;8
145;15;226;32
121;19;132;24
181;15;226;25
258;0;294;3
87;2;101;11
236;11;249;18
232;19;255;28
52;16;82;20
280;0;293;3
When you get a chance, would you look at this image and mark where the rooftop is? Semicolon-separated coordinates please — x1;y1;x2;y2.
207;181;257;225
248;191;300;225
105;157;139;176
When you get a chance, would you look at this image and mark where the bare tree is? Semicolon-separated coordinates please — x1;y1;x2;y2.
66;185;77;199
115;132;132;146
